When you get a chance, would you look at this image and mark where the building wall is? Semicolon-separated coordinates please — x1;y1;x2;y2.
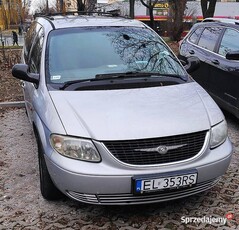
55;0;239;18
104;1;239;18
65;0;77;12
185;2;239;18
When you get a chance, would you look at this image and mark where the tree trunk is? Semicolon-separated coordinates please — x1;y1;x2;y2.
129;0;135;19
201;0;217;19
205;0;217;18
148;6;155;31
201;0;208;18
77;0;85;11
1;5;8;30
169;0;187;41
59;0;64;12
139;0;157;31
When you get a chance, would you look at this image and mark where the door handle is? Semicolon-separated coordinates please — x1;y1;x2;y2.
211;59;219;65
189;50;195;55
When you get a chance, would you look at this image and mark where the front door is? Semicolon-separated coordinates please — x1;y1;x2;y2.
209;28;239;110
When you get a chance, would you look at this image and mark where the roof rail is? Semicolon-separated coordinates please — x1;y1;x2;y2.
202;17;239;25
34;11;122;19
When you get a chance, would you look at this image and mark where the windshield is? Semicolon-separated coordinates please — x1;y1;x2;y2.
46;27;186;85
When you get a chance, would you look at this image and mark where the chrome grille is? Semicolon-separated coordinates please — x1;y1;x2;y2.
66;178;219;205
103;131;207;165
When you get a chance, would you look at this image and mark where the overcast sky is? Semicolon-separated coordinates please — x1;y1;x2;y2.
29;0;56;14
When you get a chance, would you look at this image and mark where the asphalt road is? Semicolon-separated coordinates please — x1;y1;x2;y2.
0;108;238;230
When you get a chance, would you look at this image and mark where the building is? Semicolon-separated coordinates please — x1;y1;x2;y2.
65;0;77;11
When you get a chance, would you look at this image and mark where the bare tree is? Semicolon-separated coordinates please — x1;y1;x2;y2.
201;0;217;18
59;0;64;12
168;0;187;41
106;28;180;73
139;0;159;31
0;4;9;30
0;0;27;29
129;0;135;19
77;0;85;11
87;0;97;11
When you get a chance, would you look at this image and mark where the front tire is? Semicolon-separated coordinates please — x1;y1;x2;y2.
35;130;63;200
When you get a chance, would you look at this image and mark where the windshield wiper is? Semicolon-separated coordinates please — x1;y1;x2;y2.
59;78;98;90
95;71;154;79
59;72;149;90
157;73;188;82
59;72;187;90
95;71;188;81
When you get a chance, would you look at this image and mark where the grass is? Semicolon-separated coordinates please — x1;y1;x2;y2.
0;45;23;49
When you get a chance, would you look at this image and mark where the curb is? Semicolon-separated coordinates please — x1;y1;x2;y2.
0;101;25;108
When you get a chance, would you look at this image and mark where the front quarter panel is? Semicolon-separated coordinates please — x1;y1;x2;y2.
31;85;66;156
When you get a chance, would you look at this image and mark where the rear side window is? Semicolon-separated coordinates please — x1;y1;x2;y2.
29;28;44;73
198;27;222;52
218;29;239;57
188;27;203;44
24;22;37;62
24;22;42;64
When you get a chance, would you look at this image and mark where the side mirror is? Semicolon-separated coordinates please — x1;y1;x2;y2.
12;64;39;84
179;55;200;74
226;51;239;61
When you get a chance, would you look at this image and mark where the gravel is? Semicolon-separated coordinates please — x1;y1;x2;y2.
0;45;238;230
0;108;238;230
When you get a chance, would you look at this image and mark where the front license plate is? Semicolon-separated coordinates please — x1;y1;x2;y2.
134;172;197;194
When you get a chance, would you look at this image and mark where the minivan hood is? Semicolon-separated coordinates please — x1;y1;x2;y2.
49;82;223;141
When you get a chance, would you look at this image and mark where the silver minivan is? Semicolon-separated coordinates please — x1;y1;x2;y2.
12;12;233;205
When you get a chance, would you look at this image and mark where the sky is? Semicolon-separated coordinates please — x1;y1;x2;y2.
29;0;56;14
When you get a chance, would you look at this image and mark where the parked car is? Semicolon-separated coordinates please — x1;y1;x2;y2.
12;12;232;205
201;17;239;24
179;20;239;118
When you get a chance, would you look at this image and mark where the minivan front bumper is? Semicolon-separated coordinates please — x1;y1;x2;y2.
44;137;233;205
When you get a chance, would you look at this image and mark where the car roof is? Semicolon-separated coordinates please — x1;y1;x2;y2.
190;20;239;31
201;17;239;25
35;12;146;30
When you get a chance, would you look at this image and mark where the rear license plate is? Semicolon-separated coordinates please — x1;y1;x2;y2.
133;171;197;194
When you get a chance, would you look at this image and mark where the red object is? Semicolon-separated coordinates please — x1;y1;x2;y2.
226;213;234;220
134;15;239;22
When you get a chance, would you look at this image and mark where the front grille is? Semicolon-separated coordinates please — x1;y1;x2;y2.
103;131;208;165
67;178;219;205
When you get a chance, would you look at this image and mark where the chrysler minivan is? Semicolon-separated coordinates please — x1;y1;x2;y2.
12;12;233;205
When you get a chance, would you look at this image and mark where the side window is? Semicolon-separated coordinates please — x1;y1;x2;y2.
188;27;204;44
29;28;44;73
218;29;239;57
198;27;222;52
24;22;37;62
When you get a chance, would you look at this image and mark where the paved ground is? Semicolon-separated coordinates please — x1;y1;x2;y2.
0;35;24;47
0;108;239;230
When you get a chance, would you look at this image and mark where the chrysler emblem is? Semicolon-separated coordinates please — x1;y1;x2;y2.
156;146;168;154
134;144;187;154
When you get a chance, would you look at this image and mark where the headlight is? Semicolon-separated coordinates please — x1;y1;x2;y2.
210;120;228;149
50;134;101;162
